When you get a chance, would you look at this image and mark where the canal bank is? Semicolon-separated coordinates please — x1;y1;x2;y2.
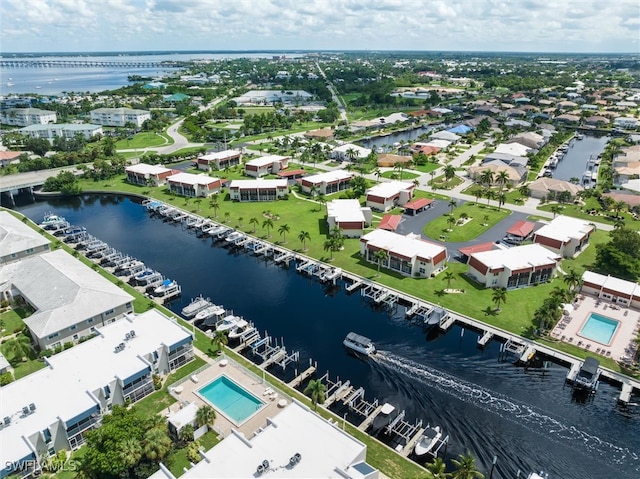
9;194;640;479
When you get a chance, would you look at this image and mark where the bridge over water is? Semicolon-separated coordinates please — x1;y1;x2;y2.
0;60;180;69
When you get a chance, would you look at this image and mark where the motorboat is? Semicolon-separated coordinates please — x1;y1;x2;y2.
134;268;157;282
135;270;162;286
343;332;376;357
216;315;243;332
575;133;584;140
115;260;145;276
194;303;226;323
413;425;443;457
566;357;601;392
527;472;548;479
371;403;397;435
181;295;212;318
154;279;180;296
228;319;253;339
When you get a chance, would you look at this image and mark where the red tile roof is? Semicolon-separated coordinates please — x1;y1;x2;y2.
507;220;535;238
0;151;23;160
277;169;306;178
404;198;433;210
458;242;498;256
378;214;402;231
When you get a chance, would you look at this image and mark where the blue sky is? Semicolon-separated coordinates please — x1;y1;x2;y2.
1;0;638;53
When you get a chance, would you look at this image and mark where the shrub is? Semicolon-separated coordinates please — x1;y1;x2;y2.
0;372;14;386
39;349;53;358
63;342;74;350
153;374;163;390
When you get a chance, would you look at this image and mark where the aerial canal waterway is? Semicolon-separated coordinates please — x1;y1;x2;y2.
11;194;640;479
551;134;610;183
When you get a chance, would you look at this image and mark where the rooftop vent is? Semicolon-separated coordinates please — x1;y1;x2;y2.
3;416;10;426
29;403;36;412
289;453;302;467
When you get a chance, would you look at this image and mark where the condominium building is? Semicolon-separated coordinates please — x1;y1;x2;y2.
0;211;51;265
20;123;103;140
166;173;224;198
89;107;151;127
0;108;57;126
197;150;242;171
228;179;289;202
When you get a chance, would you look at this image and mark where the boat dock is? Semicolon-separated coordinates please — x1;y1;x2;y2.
288;362;317;388
358;404;384;431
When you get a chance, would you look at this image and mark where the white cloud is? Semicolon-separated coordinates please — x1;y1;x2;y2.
0;0;638;52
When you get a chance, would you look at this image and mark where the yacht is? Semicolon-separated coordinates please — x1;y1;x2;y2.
216;315;243;332
153;279;180;296
194;303;226;323
343;332;376;357
371;403;397;435
413;425;444;457
181;296;212;319
228;319;254;339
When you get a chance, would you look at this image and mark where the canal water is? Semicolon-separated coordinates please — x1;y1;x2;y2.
549;134;610;183
11;195;640;479
356;124;441;150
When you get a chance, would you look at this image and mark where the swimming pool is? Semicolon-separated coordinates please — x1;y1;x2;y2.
579;313;619;345
197;375;264;424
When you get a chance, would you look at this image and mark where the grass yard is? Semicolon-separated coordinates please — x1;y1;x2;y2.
0;307;30;336
428;173;463;190
167;431;220;478
115;131;173;150
538;203;640;231
411;162;440;173
423;202;510;242
380;170;419;180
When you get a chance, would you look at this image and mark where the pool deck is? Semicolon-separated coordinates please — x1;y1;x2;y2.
550;294;640;363
167;356;291;439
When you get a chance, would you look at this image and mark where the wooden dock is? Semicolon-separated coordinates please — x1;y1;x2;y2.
400;427;424;457
358;404;383;431
477;331;493;347
288;365;317;388
323;382;352;407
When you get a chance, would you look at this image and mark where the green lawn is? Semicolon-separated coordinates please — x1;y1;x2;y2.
380;170;419;180
538;203;640;231
428;174;463;190
424;202;510;241
167;431;220;477
412;163;440;173
116;131;173;150
0;307;30;336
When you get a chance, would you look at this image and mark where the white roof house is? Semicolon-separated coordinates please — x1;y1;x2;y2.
196;150;242;171
244;155;289;177
0;250;134;349
0;211;51;264
0;309;194;478
167;172;224;197
468;244;561;288
154;401;377;479
430;130;461;142
332;143;372;160
494;142;532;157
581;271;640;308
533;215;595;258
326;199;372;237
365;181;415;211
126;163;172;176
125;163;174;186
300;170;354;195
228;179;289;202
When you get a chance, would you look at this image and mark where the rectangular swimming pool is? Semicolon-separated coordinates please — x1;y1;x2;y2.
579;313;619;345
197;375;265;425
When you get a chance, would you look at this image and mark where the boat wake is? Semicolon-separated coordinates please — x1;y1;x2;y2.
375;350;639;470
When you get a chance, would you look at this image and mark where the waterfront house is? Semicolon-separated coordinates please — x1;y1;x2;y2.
467;244;561;288
300;170;354;195
197;150;242;171
331;143;372;161
360;229;447;278
326;199;372;238
229;179;289;202
167;172;223;197
0;249;134;350
244;155;289;178
533;215;594;258
494;142;532;157
581;271;640;308
527;177;583;200
19;123;103;141
0;211;51;265
365;181;415;212
89;107;151;127
614;117;640;129
0;309;194;478
430;130;461;143
0;108;56;126
154;401;378;479
125;163;174;187
467;161;527;187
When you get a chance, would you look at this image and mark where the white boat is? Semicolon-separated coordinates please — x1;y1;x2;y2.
371;403;397;434
343;332;376;356
6;82;14;87
575;133;584;140
216;315;243;332
181;296;212;318
413;425;443;457
194;304;226;322
527;472;548;479
154;279;179;296
40;213;66;228
228;319;252;339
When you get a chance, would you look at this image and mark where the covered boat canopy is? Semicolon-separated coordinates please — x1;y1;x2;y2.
345;332;372;345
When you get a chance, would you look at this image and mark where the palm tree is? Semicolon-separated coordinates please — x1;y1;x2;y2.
238;216;244;228
209;195;220;218
448;198;457;215
413;178;420;188
613;200;627;218
316;193;327;211
3;335;31;362
211;330;228;355
298;230;311;251
323;237;337;260
444;164;456;182
492;287;507;312
495;170;510;192
550;204;563;218
278;223;290;243
426;457;449;479
519;184;531;198
497;192;506;211
373;168;382;181
444;271;455;289
447;215;456;231
484;189;495;207
303;379;327;411
480;169;494;187
179;424;195;444
471;187;483;205
224;211;231;224
249;217;259;233
142;427;172;462
451;452;484;479
563;268;582;294
262;218;274;237
373;249;388;276
482;214;490;226
196;404;216;428
119;438;143;469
